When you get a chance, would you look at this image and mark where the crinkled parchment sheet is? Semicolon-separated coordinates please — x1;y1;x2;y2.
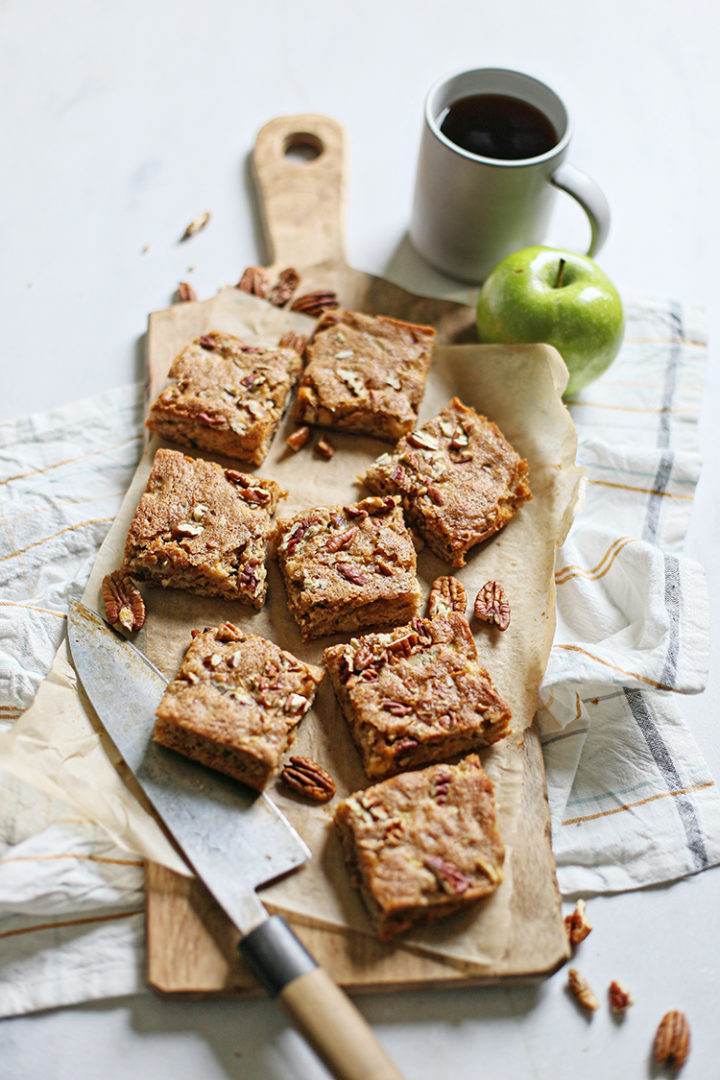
0;287;583;970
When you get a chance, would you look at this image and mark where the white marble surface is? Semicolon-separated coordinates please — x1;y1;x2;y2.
1;1;718;1077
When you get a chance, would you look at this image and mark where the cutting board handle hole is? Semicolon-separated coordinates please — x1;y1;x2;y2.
283;131;324;164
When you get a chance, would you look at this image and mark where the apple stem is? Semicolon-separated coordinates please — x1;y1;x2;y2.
555;258;566;289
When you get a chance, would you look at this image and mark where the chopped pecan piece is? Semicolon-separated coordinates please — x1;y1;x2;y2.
565;898;593;946
386;631;418;658
236;265;270;298
269;267;300;306
214;622;244;643
379;699;413;717
430;769;452;804
281;756;335;803
653;1010;690;1070
284;517;321;556
198;334;218;350
474;580;511;631
181;210;210;240
278;330;308;355
325;526;358;553
407;430;439;451
176;281;197;303
357;495;396;516
428;576;467;618
285;425;312;452
315;435;335;460
102;570;145;632
290;289;340;317
609;980;634;1013
567;968;599;1011
423;854;473;895
337;563;369;586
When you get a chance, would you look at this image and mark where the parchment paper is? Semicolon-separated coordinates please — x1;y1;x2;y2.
1;287;583;971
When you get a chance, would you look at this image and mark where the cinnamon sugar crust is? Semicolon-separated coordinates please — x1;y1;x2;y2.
334;755;505;940
273;495;420;641
362;397;532;566
146;331;303;466
324;612;511;780
293;309;435;441
153;622;323;791
123;448;284;607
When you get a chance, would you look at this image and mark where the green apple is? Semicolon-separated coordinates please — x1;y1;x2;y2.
475;246;625;397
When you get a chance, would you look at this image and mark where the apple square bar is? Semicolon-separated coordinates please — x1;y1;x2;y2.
293;309;435;441
334;755;505;940
146;330;304;466
123;448;284;608
361;396;532;566
153;622;323;791
324;612;511;780
273;495;421;641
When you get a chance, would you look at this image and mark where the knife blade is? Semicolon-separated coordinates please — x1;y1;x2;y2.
67;600;405;1080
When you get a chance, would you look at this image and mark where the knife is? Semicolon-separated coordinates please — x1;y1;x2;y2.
67;600;405;1080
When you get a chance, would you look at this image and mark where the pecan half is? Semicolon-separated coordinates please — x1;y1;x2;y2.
278;330;308;355
102;571;145;632
337;563;369;586
653;1011;690;1070
181;210;210;240
567;968;599;1011
176;281;197;303
198;334;218;350
609;980;634;1013
237;265;270;298
325;526;357;553
565;899;593;946
290;289;340;317
285;425;311;452
269;267;300;306
281;756;335;803
423;855;472;895
428;576;467;618
315;435;335;460
474;580;511;631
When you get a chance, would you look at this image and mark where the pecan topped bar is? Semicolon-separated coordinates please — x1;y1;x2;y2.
153;622;323;791
324;612;511;779
273;495;421;640
362;396;532;566
146;330;304;466
334;755;505;940
293;309;435;442
123;448;284;608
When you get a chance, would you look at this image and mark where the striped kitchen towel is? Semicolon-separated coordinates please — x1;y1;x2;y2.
537;297;719;894
0;298;717;1017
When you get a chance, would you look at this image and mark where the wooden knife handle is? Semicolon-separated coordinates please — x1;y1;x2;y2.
240;915;406;1080
251;114;348;271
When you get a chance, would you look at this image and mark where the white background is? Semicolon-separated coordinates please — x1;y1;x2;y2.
1;1;719;1077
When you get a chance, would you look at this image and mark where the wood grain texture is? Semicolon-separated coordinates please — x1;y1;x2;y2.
144;114;570;995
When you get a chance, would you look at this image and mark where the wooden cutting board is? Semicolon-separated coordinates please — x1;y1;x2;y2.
144;114;570;996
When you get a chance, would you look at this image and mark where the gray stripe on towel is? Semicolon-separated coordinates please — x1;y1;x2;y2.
624;687;708;870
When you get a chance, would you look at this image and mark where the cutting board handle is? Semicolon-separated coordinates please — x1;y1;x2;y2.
252;114;348;270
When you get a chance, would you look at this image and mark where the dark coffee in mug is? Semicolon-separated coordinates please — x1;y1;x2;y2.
438;93;559;161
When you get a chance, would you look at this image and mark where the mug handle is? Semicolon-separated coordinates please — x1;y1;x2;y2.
550;163;610;257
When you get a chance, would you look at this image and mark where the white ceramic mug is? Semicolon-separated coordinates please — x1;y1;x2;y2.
409;68;610;283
